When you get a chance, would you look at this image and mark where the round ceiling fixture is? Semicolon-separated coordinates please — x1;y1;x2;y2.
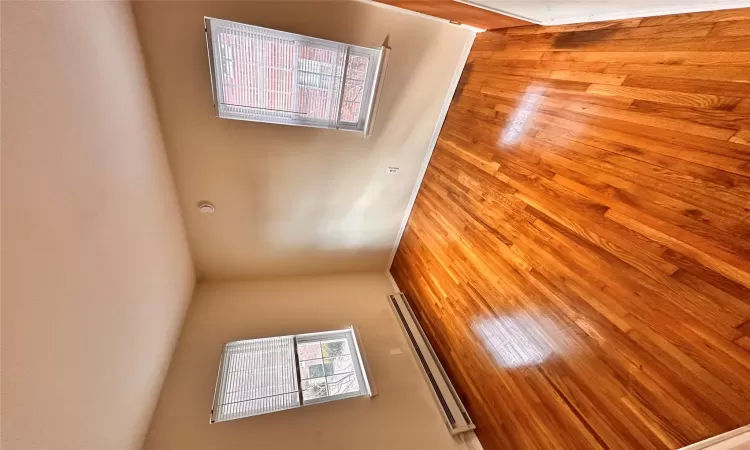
198;202;215;214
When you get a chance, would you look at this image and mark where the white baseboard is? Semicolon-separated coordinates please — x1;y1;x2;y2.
461;431;486;450
385;270;400;292
680;426;750;449
385;30;476;271
454;0;541;24
386;269;485;450
457;0;750;26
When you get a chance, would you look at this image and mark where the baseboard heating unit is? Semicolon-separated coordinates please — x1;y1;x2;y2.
388;292;475;435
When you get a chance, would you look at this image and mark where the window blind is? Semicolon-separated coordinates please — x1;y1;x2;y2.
205;18;385;135
211;336;300;422
210;328;373;423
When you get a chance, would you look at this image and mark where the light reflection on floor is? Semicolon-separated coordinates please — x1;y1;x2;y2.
472;313;566;369
500;88;544;145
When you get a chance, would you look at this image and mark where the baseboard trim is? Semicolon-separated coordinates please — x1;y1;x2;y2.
385;30;475;271
454;0;540;24
456;0;750;26
385;270;400;291
679;426;750;449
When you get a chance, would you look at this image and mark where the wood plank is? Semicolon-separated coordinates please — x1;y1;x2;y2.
470;65;553;79
501;24;713;51
708;19;750;37
543;51;750;66
623;75;750;98
628;100;750;130
469;59;610;71
586;84;741;109
548;70;626;85
730;129;750;146
563;101;736;140
507;36;750;53
487;50;545;61
530;129;750;247
481;77;591;94
523;23;714;42
640;9;750;26
605;209;750;290
604;63;750;83
480;84;635;110
506;18;643;36
535;111;750;177
735;99;750;114
392;8;750;450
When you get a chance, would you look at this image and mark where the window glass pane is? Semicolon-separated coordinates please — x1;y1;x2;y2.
346;54;369;81
299;359;325;379
295;44;342;121
321;338;350;358
323;355;354;375
301;377;328;400
343;81;364;103
339;101;362;124
326;373;360;396
297;342;322;361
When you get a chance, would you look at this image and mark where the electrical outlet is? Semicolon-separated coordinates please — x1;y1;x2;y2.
387;166;399;174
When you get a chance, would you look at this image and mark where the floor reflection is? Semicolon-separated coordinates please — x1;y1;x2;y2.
472;313;562;369
500;88;543;145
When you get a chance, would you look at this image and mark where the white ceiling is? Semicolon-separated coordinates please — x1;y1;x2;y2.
462;0;750;25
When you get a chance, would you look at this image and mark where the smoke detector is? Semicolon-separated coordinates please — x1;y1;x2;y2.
198;202;215;214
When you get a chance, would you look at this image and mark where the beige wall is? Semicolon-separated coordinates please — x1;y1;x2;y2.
143;273;472;450
132;1;473;279
1;2;195;449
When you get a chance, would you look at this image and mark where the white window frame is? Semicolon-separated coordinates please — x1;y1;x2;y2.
210;327;374;423
205;17;387;136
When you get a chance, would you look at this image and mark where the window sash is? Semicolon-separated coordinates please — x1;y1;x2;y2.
295;330;369;406
205;17;384;134
211;328;371;423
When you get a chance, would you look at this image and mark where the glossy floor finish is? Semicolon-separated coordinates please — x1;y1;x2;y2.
391;9;750;450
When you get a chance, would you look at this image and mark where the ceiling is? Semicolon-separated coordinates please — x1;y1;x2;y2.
132;1;472;280
463;0;750;25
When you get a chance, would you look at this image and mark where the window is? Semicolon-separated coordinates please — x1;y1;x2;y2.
210;328;372;423
205;17;386;135
296;331;365;403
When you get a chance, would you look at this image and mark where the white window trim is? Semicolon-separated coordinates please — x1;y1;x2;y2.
210;326;374;423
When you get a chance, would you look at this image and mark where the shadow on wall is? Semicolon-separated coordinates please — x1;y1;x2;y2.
131;1;467;279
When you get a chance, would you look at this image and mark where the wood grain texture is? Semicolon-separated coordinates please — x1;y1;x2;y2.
373;0;531;29
391;9;750;450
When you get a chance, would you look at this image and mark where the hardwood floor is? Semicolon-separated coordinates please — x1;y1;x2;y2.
390;9;750;450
